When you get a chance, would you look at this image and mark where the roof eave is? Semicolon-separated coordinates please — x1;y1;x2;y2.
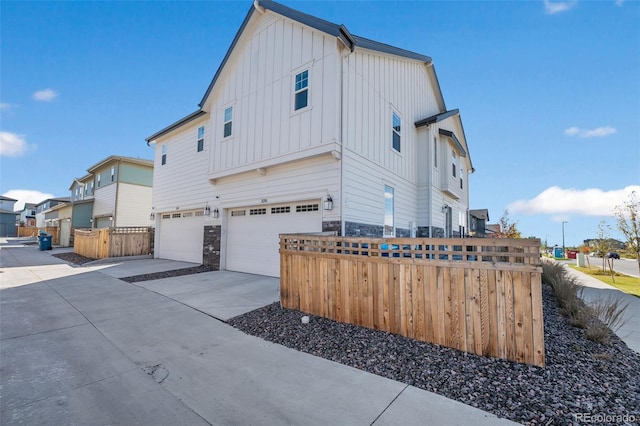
146;110;208;144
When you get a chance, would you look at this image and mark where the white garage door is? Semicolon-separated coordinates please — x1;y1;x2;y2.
158;211;204;264
226;201;322;277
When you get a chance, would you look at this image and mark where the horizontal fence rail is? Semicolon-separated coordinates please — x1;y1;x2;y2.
74;227;152;259
280;235;545;367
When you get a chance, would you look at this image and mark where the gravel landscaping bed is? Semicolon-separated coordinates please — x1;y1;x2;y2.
228;284;640;425
52;251;214;282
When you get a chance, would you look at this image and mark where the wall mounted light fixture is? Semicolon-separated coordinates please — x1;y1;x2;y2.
324;194;333;211
204;203;211;216
213;208;219;219
150;208;155;220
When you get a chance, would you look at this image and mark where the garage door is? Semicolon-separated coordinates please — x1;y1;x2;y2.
226;201;322;277
158;211;204;263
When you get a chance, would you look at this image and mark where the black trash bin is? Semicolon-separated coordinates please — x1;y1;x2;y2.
38;233;52;251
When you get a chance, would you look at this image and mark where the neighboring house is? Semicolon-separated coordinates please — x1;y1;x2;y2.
146;0;473;277
35;198;70;228
0;196;18;237
469;209;490;237
69;155;154;229
583;238;626;251
43;202;73;246
16;203;37;227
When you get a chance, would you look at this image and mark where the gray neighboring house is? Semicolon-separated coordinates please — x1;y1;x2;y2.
469;209;490;237
0;196;18;237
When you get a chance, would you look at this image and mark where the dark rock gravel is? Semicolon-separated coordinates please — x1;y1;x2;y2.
228;285;640;425
52;252;96;265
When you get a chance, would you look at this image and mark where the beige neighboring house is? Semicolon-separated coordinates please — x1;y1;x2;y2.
43;202;73;246
83;156;154;228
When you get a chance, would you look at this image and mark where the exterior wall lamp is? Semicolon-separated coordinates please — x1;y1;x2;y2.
150;208;155;220
204;204;211;216
213;208;219;219
324;194;333;211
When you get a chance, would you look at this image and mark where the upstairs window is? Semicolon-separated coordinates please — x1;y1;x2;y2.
433;137;438;168
97;174;101;187
161;144;167;165
111;166;115;182
452;151;457;178
392;112;401;152
460;168;464;189
197;126;205;152
294;70;308;110
223;107;233;137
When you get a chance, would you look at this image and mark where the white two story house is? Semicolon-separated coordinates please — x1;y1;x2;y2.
147;0;473;277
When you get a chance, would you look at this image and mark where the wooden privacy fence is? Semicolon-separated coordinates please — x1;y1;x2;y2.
16;226;60;244
74;227;153;259
280;235;545;367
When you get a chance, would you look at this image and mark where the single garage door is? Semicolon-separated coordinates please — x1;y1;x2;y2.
158;211;204;263
226;201;322;277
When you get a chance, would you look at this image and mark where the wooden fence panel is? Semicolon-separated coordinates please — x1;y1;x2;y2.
280;235;545;367
73;227;152;259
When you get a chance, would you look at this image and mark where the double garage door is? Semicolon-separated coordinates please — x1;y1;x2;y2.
226;200;322;277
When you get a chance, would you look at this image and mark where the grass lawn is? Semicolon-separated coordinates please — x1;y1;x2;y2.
569;265;640;297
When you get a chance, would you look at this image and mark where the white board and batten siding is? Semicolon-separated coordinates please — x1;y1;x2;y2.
205;12;341;178
152;116;211;213
341;50;440;182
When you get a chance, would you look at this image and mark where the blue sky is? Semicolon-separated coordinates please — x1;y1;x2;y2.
1;0;638;247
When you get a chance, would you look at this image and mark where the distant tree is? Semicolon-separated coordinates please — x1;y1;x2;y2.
591;221;613;273
614;190;640;275
495;209;522;239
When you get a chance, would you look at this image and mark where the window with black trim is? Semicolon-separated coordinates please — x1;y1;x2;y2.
161;144;167;165
452;150;457;178
294;70;308;110
392;112;401;152
111;166;115;182
433;137;438;168
197;126;204;152
223;107;233;137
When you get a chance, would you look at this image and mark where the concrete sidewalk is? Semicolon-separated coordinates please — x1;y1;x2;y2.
1;245;517;425
563;265;639;353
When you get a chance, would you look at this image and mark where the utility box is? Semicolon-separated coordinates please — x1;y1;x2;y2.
576;253;586;267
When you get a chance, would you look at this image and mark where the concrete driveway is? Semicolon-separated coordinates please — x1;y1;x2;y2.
1;245;516;425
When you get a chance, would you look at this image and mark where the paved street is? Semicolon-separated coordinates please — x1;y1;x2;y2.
1;244;516;426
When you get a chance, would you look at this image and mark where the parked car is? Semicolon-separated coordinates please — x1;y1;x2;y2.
606;252;620;259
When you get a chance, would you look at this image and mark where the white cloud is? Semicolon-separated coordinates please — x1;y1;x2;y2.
0;102;14;111
544;0;577;14
564;126;617;138
615;0;624;6
32;88;58;102
509;185;640;216
2;189;55;211
0;131;34;157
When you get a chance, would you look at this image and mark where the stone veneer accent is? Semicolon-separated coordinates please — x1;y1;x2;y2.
345;221;384;238
322;221;342;236
395;228;410;238
202;225;221;269
416;226;430;238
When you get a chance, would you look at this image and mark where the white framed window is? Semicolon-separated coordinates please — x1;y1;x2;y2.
111;166;115;182
161;144;167;165
460;168;464;189
392;112;401;152
97;174;101;187
197;126;205;152
294;70;309;111
452;150;457;178
223;107;233;138
384;185;394;237
433;136;438;168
